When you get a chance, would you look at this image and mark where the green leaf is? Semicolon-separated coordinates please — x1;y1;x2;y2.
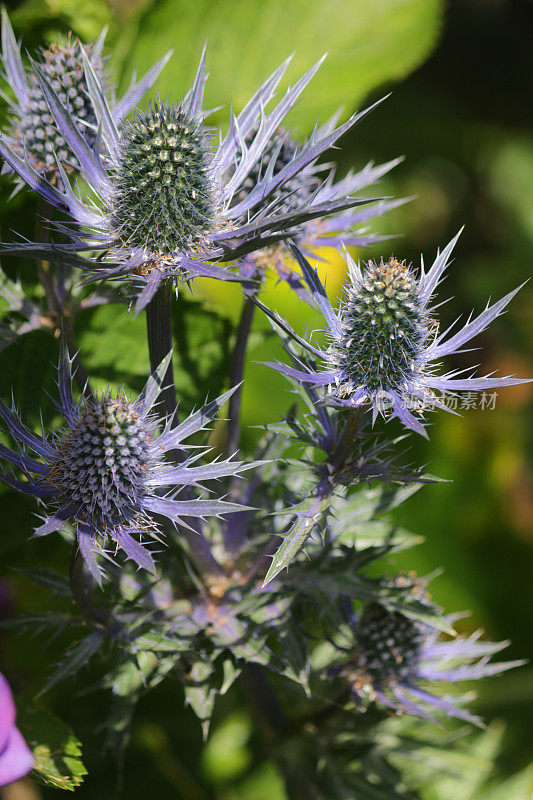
17;568;72;596
263;492;332;586
41;631;105;694
117;0;444;133
16;696;87;791
104;651;176;758
183;660;217;740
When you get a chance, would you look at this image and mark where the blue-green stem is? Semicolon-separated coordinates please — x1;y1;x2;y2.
227;292;256;455
146;280;225;580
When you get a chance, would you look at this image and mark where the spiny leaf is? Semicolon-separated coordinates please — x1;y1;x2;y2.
16;568;72;596
263;491;332;586
40;631;105;695
183;660;217;740
16;696;87;791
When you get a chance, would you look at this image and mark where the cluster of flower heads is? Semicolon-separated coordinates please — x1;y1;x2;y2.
0;12;528;750
0;345;258;583
258;236;527;436
235;123;405;283
0;23;398;311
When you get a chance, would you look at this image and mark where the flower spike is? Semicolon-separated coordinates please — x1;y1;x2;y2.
332;589;524;725
1;49;391;308
0;8;171;182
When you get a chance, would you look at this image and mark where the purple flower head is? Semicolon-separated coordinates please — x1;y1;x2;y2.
333;587;523;724
0;673;34;787
259;234;529;437
0;48;386;312
0;343;258;585
235;123;405;284
0;8;171;184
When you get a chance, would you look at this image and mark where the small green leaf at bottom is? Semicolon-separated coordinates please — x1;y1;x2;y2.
15;696;87;791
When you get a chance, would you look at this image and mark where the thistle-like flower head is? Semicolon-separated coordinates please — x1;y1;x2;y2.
18;36;105;177
333;256;428;398
237;126;320;214
353;601;425;686
0;9;172;183
111;102;215;255
334;589;523;724
49;394;153;528
0;47;389;311
0;344;257;585
236;124;404;283
259;235;529;436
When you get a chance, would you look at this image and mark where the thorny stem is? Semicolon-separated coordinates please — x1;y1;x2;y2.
329;407;365;473
227;292;256;454
241;664;319;800
145;280;225;581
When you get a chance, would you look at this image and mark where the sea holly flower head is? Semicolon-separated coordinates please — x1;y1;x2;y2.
259;234;529;436
0;8;172;183
332;590;523;724
13;34;105;178
236;123;404;284
0;673;34;787
0;344;257;585
0;47;387;311
111;101;215;256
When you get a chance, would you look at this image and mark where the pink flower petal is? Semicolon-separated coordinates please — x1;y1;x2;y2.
0;727;34;787
0;674;16;753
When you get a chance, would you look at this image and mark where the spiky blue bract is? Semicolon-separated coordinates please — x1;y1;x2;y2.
0;8;172;181
235;124;406;283
0;48;387;311
0;344;257;586
335;597;523;725
259;234;529;437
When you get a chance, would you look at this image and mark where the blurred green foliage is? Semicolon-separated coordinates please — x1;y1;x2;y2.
0;0;532;798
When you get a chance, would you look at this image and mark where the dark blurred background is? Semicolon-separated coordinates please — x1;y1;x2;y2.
0;0;532;797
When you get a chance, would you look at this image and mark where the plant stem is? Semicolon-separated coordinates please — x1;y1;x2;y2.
35;197;90;395
330;407;365;473
145;280;225;581
241;665;319;800
69;544;108;629
146;280;177;419
227;293;256;454
35;198;58;316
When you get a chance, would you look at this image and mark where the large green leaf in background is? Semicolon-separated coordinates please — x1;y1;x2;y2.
11;0;444;132
116;0;444;131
